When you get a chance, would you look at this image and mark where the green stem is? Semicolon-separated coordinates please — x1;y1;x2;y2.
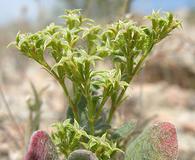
88;118;94;135
43;63;80;122
95;92;109;119
59;79;80;122
107;49;152;123
85;80;95;135
107;103;115;123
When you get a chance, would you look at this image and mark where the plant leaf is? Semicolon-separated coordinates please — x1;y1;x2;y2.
111;120;137;140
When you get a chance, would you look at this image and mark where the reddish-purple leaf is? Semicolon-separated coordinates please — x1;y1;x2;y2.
125;122;178;160
24;130;59;160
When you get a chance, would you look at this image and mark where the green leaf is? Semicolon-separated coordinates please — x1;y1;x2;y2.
111;120;137;140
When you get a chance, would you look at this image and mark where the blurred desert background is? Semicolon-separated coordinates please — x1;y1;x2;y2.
0;0;195;159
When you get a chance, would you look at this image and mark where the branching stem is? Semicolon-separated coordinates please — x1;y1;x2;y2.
43;63;80;122
107;48;153;123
